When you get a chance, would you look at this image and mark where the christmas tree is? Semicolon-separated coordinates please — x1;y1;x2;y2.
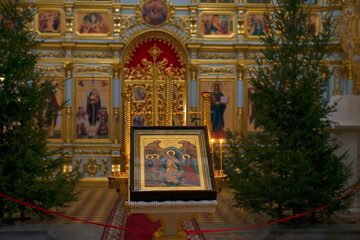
225;0;356;220
0;0;82;222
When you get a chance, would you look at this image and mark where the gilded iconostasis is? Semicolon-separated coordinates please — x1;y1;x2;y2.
18;0;357;178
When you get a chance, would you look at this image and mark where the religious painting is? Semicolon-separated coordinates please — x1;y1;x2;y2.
199;12;235;37
130;126;216;201
133;115;145;126
132;87;147;101
245;79;262;134
142;0;169;27
74;77;111;142
199;78;235;139
0;13;17;30
306;14;319;35
75;10;112;35
43;77;64;142
245;13;270;37
246;0;271;3
35;9;64;36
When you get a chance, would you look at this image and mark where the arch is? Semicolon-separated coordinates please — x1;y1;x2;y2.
122;30;189;126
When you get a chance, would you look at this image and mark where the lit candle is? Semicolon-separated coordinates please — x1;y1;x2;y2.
220;139;223;175
210;138;215;171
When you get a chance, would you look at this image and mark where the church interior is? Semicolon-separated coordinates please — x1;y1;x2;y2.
1;0;360;239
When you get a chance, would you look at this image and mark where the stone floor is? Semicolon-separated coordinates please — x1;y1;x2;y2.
0;181;359;240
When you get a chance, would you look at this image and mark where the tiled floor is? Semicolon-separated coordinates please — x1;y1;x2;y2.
0;181;359;240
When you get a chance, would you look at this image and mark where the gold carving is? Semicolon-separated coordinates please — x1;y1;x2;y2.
83;158;102;177
113;107;120;144
75;159;82;175
165;72;174;126
190;10;197;37
202;92;212;142
65;15;73;35
343;60;353;80
65;107;72;143
332;67;343;96
111;157;121;172
73;149;112;155
73;52;113;58
101;159;109;177
75;65;111;75
64;155;72;173
236;64;246;81
199;66;234;75
332;18;342;39
63;60;73;78
37;52;65;58
36;64;64;75
190;64;198;80
112;60;122;79
237;10;245;36
237;107;244;135
121;93;132;172
197;53;237;59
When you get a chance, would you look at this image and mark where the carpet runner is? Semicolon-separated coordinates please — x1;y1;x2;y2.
101;196;206;240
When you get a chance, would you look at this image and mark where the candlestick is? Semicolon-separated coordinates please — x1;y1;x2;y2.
211;138;214;171
220;139;223;175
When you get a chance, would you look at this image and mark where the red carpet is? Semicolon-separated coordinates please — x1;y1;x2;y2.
101;196;206;240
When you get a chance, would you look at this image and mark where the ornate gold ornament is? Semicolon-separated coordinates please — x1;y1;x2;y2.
83;158;102;177
101;159;109;176
63;60;74;78
237;10;245;36
332;18;342;39
75;64;111;75
37;51;65;58
65;14;73;35
73;149;112;155
65;107;72;143
236;63;246;81
113;107;120;144
237;107;244;135
332;67;343;96
75;159;82;175
73;52;113;58
36;64;64;75
202;92;212;142
197;53;237;60
121;92;132;172
136;0;174;28
165;72;174;126
199;65;234;76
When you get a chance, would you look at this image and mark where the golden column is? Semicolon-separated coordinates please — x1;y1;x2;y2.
165;70;174;126
201;92;212;143
121;93;132;172
65;107;72;143
237;107;244;134
113;107;120;144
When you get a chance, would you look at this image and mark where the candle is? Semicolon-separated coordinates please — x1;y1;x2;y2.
220;139;223;175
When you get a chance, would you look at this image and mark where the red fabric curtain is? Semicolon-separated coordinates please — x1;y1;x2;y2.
125;38;183;69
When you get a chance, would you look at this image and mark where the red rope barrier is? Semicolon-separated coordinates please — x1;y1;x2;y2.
185;182;360;235
0;182;359;235
0;193;154;233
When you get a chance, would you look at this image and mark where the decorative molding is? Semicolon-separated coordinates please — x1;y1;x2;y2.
36;64;64;75
73;52;113;58
73;149;112;155
198;53;237;59
75;65;111;75
83;158;102;177
63;60;74;78
37;52;65;58
199;65;234;75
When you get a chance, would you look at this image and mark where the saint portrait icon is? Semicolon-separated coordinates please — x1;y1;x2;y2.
142;0;168;26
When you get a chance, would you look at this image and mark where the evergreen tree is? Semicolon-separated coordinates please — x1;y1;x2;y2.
0;0;82;223
224;0;356;220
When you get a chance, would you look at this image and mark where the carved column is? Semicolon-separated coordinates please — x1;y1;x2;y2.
236;63;245;135
65;6;73;36
65;107;72;143
165;71;174;126
237;107;244;134
202;92;212;142
121;93;132;172
113;107;120;144
237;10;245;36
